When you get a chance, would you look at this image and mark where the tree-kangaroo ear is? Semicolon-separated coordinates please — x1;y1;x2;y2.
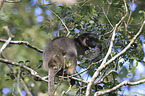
78;33;96;48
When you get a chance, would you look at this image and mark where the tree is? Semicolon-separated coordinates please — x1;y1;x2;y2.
0;0;145;96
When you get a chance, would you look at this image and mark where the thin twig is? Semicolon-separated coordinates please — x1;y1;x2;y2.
126;0;134;31
20;79;33;96
38;0;70;37
0;0;4;9
61;85;72;96
94;70;117;85
17;68;24;96
0;58;48;82
71;59;103;77
101;6;113;27
4;0;22;3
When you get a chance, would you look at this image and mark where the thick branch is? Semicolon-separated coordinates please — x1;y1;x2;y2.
0;39;43;53
94;79;145;95
86;9;127;96
0;37;12;54
0;26;14;55
86;0;144;94
104;20;145;67
86;20;145;96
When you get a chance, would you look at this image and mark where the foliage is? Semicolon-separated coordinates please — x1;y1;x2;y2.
0;0;145;96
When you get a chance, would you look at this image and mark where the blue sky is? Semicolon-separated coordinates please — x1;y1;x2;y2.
3;1;145;96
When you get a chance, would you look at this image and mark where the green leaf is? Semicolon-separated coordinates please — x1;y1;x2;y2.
18;61;24;63
62;52;67;56
119;62;123;68
126;75;132;78
25;60;30;63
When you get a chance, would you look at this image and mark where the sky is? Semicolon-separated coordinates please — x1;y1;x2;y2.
2;0;145;96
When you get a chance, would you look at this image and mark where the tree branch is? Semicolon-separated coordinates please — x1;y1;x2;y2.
94;79;145;95
4;0;22;3
0;37;12;54
17;68;24;96
0;58;48;82
20;78;33;96
86;20;145;96
86;0;137;95
38;0;71;37
0;26;14;54
0;39;43;53
0;0;22;9
9;60;33;96
94;70;117;85
0;0;4;10
101;6;113;28
104;20;145;68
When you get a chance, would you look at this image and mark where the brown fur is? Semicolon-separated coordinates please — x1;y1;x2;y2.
43;33;97;95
